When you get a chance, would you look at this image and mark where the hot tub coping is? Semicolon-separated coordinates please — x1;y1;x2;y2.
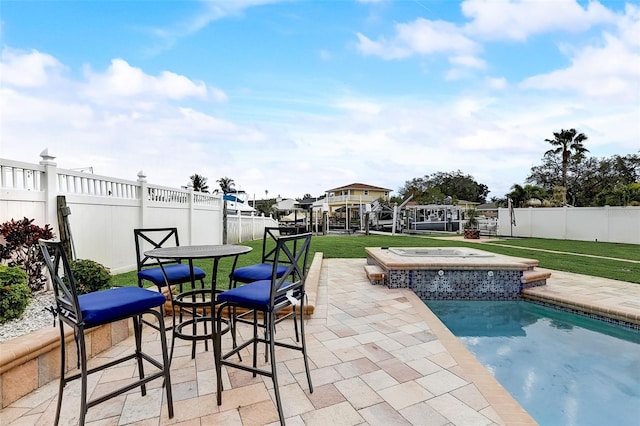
366;246;539;271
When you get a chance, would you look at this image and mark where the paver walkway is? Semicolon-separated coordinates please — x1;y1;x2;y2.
2;257;638;425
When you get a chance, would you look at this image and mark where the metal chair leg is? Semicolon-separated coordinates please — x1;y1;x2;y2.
133;315;147;396
215;306;225;406
300;299;313;392
268;312;285;425
154;310;174;418
252;311;259;376
79;330;89;425
54;322;66;426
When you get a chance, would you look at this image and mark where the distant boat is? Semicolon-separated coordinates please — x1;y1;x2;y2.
224;191;255;213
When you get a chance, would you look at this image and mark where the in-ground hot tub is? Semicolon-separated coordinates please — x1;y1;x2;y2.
388;247;494;258
366;247;540;300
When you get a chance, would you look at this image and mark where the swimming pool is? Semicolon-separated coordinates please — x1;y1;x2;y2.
425;300;640;426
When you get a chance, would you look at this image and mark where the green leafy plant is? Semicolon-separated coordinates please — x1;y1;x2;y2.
463;208;481;239
0;264;31;323
464;208;480;230
67;259;112;295
0;217;55;292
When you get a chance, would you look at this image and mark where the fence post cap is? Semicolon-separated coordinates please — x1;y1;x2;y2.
39;148;56;164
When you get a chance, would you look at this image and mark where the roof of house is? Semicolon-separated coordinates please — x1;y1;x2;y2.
477;202;499;210
297;197;318;207
456;199;480;206
326;183;393;193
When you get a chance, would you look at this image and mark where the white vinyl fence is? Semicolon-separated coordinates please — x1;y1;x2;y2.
497;206;640;244
226;212;278;244
0;153;276;274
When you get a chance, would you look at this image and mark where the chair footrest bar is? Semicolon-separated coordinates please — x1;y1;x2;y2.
219;359;274;379
87;370;166;409
221;339;254;360
174;317;230;341
62;352;138;383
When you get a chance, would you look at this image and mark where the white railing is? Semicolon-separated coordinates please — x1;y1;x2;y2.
147;185;189;203
325;194;378;204
57;169;140;199
1;159;45;191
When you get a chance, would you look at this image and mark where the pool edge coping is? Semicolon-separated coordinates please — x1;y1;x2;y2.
404;289;538;426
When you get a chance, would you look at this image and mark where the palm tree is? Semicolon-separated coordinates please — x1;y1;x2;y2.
523;184;548;205
216;177;235;245
506;184;528;208
544;129;589;189
216;177;235;194
189;174;209;193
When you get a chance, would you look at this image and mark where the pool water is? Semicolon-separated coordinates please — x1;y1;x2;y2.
425;300;640;426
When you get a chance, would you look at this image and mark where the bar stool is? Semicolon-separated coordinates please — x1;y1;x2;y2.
39;239;174;425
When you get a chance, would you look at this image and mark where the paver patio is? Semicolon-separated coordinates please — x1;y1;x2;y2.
2;257;638;425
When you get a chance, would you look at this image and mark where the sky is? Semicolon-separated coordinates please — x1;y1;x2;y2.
1;0;639;201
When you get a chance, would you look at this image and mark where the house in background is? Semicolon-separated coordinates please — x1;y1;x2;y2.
318;183;393;229
456;199;480;211
477;202;499;219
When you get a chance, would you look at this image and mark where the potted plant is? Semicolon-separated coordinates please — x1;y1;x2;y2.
463;208;481;239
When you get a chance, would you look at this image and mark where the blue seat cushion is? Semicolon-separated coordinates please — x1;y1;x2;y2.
218;280;294;311
138;264;206;286
231;263;288;283
79;287;167;326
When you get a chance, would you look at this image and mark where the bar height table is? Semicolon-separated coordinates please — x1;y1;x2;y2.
145;244;252;360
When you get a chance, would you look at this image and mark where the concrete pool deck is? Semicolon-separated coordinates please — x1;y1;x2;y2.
2;258;638;425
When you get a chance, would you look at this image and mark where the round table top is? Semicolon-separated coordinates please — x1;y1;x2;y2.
144;244;252;260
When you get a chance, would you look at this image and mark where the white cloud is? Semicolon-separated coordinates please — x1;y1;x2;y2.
454;97;494;118
335;99;382;115
356;18;479;60
145;0;283;54
450;54;486;70
521;32;640;101
445;68;474;81
82;59;224;103
0;48;64;87
462;0;616;41
487;77;509;90
618;3;640;47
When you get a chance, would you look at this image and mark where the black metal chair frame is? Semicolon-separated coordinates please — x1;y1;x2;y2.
215;232;313;425
39;239;174;426
230;226;304;361
134;227;209;356
229;226;298;288
134;227;205;288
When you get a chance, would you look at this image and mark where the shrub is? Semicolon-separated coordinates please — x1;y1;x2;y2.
0;217;55;292
463;208;480;229
0;265;31;323
67;259;112;295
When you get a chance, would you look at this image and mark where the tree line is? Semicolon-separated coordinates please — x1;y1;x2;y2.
187;128;639;209
396;129;639;208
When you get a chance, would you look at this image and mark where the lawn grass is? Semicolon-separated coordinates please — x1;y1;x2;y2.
111;234;640;288
482;237;640;261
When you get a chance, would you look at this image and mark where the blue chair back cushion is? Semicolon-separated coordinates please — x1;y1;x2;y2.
217;280;293;311
232;263;288;283
79;287;166;326
138;264;206;286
